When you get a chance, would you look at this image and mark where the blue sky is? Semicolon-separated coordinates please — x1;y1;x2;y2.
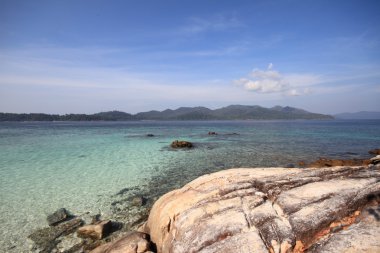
0;0;379;114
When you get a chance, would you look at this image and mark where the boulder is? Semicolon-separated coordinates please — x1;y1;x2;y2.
170;140;193;148
90;231;152;253
77;220;113;240
47;208;70;226
143;166;380;253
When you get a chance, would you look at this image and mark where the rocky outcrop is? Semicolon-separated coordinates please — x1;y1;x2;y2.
298;158;370;167
29;211;123;252
369;148;380;155
142;166;380;253
170;140;193;148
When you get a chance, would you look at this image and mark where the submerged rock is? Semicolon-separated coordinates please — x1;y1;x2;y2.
170;140;193;148
131;196;147;207
142;166;380;253
47;208;70;226
29;218;83;252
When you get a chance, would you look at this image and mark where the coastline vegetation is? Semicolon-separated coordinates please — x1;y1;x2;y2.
0;105;333;121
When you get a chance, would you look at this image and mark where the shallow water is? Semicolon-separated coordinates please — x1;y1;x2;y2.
0;120;379;251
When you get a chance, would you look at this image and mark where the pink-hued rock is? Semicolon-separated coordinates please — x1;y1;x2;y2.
90;231;152;253
77;220;112;240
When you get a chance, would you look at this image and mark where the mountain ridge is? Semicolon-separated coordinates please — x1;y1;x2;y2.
0;105;334;121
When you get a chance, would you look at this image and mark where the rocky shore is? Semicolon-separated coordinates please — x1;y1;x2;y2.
141;165;380;253
27;149;380;253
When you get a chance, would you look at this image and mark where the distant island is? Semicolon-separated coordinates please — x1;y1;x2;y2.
334;111;380;120
0;105;333;121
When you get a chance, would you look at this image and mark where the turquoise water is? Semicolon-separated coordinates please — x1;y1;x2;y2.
0;120;379;251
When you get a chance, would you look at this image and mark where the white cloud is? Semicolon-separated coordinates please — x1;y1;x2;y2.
234;64;320;96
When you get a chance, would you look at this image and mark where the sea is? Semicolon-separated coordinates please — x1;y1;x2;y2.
0;120;379;251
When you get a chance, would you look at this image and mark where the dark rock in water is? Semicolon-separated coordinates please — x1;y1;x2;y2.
146;134;154;137
90;231;152;253
171;140;193;148
47;208;70;226
369;148;380;155
131;196;147;207
208;131;217;135
77;220;113;240
29;218;83;252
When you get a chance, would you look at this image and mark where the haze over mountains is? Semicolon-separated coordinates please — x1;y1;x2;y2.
334;111;380;120
0;105;333;121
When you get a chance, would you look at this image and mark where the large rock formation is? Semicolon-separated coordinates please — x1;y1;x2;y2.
142;165;380;253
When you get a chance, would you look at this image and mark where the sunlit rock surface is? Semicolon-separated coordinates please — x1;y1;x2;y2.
142;166;380;253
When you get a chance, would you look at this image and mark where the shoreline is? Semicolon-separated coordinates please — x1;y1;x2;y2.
25;150;380;253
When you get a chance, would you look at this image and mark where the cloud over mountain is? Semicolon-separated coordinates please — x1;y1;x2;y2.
234;64;318;96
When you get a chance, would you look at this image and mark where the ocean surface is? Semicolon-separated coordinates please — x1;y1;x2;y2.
0;120;379;251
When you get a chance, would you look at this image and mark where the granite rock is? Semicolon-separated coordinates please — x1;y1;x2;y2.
142;166;380;253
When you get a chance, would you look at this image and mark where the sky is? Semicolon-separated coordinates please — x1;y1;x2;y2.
0;0;379;114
